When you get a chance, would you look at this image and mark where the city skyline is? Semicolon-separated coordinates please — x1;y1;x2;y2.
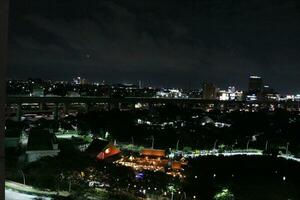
8;0;300;93
3;1;300;200
6;75;298;96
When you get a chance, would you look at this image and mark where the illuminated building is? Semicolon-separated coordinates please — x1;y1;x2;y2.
141;149;166;158
248;76;263;99
32;87;44;97
218;86;243;101
114;148;187;178
156;89;187;98
262;85;279;101
246;94;257;101
73;77;81;85
73;77;87;85
219;90;229;101
85;139;121;160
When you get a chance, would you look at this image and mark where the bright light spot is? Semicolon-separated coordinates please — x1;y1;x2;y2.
105;148;110;154
214;188;234;200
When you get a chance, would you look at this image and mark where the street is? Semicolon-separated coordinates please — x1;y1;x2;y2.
5;189;52;200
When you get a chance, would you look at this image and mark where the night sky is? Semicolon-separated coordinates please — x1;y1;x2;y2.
7;0;300;93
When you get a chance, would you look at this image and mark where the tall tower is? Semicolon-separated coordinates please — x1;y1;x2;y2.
248;76;263;94
202;82;217;100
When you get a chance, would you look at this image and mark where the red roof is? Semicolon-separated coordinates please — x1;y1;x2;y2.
96;145;121;160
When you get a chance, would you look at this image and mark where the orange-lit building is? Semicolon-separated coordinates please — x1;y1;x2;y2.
85;139;121;161
114;148;187;178
141;148;166;158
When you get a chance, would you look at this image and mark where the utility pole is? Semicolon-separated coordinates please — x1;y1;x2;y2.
246;140;250;150
213;139;218;150
151;135;154;149
286;142;289;155
176;140;180;151
19;170;26;185
265;140;268;151
68;180;72;192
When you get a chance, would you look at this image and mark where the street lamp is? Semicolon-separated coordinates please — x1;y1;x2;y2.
286;142;289;155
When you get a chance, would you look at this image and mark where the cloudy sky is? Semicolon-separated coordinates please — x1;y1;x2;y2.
7;0;300;93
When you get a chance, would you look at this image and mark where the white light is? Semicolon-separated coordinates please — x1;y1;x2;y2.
250;75;261;79
283;176;286;181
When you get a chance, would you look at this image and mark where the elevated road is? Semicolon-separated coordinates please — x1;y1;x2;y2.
6;95;296;106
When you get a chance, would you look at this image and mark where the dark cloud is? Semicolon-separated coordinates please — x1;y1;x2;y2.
8;0;300;93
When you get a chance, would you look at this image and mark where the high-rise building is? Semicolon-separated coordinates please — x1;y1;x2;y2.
262;85;278;101
73;76;81;85
248;76;263;94
202;82;217;100
73;76;87;85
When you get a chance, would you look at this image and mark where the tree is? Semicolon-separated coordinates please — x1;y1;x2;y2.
214;188;235;200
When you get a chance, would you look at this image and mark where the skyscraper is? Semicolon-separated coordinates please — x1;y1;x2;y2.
202;82;217;100
248;76;263;95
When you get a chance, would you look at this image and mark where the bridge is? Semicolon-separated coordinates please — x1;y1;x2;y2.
6;95;298;105
6;96;300;121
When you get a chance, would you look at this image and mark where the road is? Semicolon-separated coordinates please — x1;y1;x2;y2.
5;189;52;200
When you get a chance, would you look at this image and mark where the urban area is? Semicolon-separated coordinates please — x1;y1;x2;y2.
5;75;300;200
